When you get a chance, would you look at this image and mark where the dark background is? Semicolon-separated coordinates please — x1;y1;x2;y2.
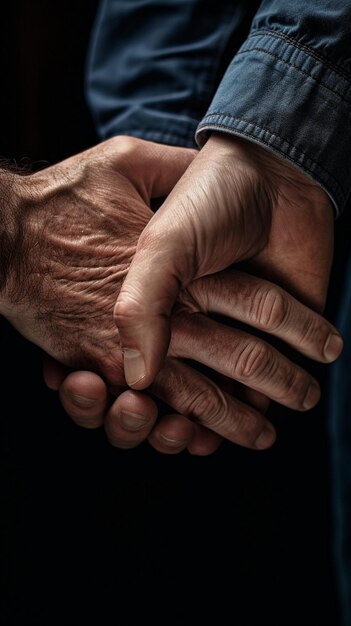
1;1;348;624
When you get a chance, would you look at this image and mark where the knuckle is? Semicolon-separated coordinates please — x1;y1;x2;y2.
157;360;266;445
235;341;273;382
186;384;226;428
276;367;307;405
113;292;143;327
106;135;139;158
295;315;326;351
251;286;288;331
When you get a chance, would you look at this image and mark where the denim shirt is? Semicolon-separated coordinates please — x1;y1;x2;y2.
86;0;351;216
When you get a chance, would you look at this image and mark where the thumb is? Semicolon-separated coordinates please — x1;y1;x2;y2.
114;216;194;389
114;134;270;389
114;142;200;390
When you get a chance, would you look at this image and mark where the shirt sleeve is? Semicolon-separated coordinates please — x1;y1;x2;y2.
196;0;351;216
86;0;255;148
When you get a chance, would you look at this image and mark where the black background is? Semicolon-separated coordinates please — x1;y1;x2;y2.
1;2;348;624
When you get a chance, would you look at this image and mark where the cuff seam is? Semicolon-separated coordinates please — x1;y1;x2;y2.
236;45;351;106
196;116;344;214
252;28;351;83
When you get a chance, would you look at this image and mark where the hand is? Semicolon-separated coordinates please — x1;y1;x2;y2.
1;136;341;451
44;267;341;453
115;134;342;389
43;356;257;456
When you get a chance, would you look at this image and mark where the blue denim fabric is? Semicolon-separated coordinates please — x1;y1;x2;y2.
196;1;351;217
86;0;255;148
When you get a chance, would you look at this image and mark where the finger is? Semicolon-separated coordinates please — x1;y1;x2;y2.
186;270;343;363
114;234;183;390
151;358;276;451
242;388;271;414
42;354;68;390
186;423;222;456
104;390;158;449
148;418;222;456
207;374;269;414
114;143;242;391
171;313;321;412
148;414;195;455
112;141;198;391
147;371;227;456
104;386;221;455
59;371;109;429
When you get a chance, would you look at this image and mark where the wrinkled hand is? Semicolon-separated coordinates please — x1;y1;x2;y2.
45;267;340;453
0;137;193;379
0;136;341;453
115;134;342;389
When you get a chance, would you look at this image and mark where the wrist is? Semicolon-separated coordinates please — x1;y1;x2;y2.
206;131;332;213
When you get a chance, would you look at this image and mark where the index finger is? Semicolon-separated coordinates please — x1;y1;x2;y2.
185;270;343;364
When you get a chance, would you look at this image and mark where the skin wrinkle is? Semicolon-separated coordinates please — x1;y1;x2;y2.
152;358;264;444
0;149;150;384
250;285;289;332
172;309;313;410
151;358;231;431
295;312;323;350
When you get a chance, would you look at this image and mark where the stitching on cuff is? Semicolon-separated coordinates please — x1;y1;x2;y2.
197;117;345;210
235;47;351;105
251;28;351;82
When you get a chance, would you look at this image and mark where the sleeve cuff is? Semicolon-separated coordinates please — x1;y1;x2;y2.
196;29;351;217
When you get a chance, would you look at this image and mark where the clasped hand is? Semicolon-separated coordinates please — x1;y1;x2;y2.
0;136;342;455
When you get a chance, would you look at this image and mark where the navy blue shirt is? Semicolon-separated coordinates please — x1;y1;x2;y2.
86;0;351;216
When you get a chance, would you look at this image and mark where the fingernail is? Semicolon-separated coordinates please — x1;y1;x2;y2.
158;433;189;448
119;411;149;432
302;382;321;410
71;394;96;408
123;349;146;386
324;333;343;362
254;425;276;450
